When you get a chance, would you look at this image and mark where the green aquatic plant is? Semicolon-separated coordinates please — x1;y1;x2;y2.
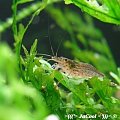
64;0;120;24
0;0;120;120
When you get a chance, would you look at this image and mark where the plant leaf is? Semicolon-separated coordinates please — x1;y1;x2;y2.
30;39;38;56
64;0;120;24
17;0;33;5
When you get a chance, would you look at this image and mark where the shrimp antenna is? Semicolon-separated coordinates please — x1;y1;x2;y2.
47;16;55;56
36;53;52;57
56;39;63;57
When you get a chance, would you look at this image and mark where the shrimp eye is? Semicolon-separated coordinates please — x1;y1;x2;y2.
52;63;57;69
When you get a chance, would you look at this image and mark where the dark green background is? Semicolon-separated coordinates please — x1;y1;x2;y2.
0;0;120;66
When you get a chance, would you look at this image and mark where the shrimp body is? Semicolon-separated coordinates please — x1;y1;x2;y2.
51;56;104;79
